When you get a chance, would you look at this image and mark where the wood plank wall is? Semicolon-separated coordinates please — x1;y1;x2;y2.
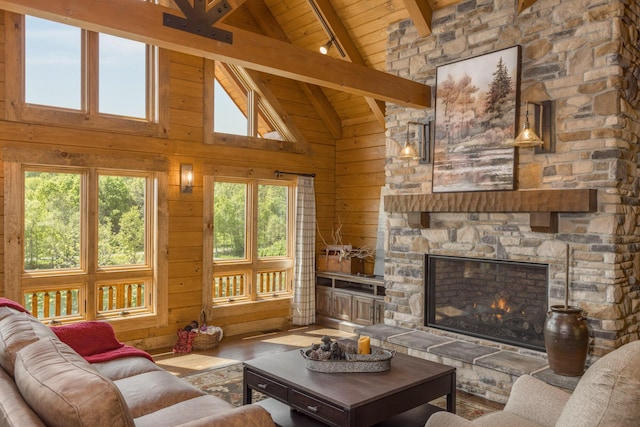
0;10;385;348
336;120;385;274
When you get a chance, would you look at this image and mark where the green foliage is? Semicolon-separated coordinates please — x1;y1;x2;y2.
98;175;145;265
24;171;147;271
258;184;287;257
24;171;81;270
213;182;247;259
213;181;288;260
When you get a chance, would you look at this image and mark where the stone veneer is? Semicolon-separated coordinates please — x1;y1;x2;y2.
383;0;640;367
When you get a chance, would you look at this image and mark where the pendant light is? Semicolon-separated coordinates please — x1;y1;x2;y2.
513;102;544;147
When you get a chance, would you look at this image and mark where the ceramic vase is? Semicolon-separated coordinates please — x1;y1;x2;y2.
543;305;589;376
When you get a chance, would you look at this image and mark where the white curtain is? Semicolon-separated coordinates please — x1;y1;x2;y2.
292;175;316;325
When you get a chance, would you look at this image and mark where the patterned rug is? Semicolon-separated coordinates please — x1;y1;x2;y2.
181;362;500;421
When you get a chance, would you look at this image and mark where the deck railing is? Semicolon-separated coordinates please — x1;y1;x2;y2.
256;270;288;295
213;274;245;299
24;289;80;320
98;282;145;312
213;270;288;300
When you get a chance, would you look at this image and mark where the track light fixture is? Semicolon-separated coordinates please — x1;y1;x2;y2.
319;39;333;55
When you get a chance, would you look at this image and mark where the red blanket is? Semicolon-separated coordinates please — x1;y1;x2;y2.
52;321;153;363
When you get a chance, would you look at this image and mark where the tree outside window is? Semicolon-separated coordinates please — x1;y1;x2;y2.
209;176;293;302
21;167;158;321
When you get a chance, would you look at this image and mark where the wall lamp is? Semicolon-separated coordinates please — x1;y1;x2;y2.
180;163;193;193
398;121;430;163
513;101;556;153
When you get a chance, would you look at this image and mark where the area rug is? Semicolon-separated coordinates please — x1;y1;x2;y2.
181;362;499;420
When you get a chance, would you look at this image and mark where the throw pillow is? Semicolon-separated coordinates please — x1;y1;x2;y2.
14;337;134;427
51;320;124;357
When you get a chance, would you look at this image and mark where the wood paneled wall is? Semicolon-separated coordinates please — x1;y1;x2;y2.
0;10;385;348
335;120;385;274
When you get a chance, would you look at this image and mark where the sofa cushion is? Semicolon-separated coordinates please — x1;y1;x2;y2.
114;370;204;418
93;356;164;381
14;337;135;427
133;395;234;426
0;366;46;427
0;312;56;377
0;306;21;322
134;395;275;427
556;340;640;426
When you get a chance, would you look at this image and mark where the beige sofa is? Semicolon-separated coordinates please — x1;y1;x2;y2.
0;303;275;427
426;340;640;426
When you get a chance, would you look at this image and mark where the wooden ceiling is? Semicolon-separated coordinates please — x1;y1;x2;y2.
0;0;537;135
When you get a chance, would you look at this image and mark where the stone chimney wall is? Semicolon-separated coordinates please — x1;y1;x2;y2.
384;0;640;357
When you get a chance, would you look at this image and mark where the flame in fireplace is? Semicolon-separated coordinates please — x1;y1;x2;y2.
491;297;511;312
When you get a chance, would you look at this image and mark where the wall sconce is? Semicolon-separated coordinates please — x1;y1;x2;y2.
513;101;555;153
398;121;430;163
180;164;193;193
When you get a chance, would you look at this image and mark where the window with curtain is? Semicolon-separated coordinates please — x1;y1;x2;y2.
206;175;294;304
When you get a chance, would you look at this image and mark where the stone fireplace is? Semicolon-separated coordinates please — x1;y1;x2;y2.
382;0;640;362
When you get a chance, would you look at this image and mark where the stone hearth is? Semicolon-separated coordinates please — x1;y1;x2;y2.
356;324;580;403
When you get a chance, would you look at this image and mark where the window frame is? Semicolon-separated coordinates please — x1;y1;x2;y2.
4;148;169;331
203;60;305;145
4;12;169;137
203;166;295;306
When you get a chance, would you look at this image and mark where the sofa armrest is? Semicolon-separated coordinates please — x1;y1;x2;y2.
425;410;474;427
177;404;275;427
503;375;570;427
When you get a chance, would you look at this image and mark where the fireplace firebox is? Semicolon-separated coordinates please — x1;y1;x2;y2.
425;255;548;351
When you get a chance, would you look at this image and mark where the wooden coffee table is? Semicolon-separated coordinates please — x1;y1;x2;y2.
243;345;456;427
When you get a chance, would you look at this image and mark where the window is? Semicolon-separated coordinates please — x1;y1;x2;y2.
5;155;168;329
204;172;294;304
206;61;297;142
6;11;165;135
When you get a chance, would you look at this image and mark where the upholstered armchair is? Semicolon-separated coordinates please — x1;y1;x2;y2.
426;340;640;427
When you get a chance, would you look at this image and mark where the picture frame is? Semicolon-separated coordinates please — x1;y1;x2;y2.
432;46;521;193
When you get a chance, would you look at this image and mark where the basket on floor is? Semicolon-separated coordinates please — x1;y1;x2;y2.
192;329;221;351
191;310;222;351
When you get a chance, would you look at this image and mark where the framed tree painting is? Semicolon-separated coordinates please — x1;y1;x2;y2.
432;46;521;193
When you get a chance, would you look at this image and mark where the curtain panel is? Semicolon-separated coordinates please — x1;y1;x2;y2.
292;176;316;325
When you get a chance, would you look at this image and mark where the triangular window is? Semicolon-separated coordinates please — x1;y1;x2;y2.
213;62;286;141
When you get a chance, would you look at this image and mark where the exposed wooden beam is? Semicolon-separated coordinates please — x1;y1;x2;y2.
309;0;386;128
243;0;342;139
0;0;431;109
402;0;433;37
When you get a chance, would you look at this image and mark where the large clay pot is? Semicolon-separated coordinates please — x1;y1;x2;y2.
543;305;590;376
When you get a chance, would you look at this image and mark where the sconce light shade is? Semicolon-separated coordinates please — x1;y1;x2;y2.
513;100;555;152
514;102;544;147
180;164;193;193
319;40;332;55
399;143;420;160
398;121;431;162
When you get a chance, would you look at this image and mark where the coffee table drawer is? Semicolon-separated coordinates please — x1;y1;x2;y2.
245;371;288;401
290;389;347;426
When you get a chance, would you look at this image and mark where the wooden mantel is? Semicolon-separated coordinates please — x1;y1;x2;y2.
384;189;598;233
